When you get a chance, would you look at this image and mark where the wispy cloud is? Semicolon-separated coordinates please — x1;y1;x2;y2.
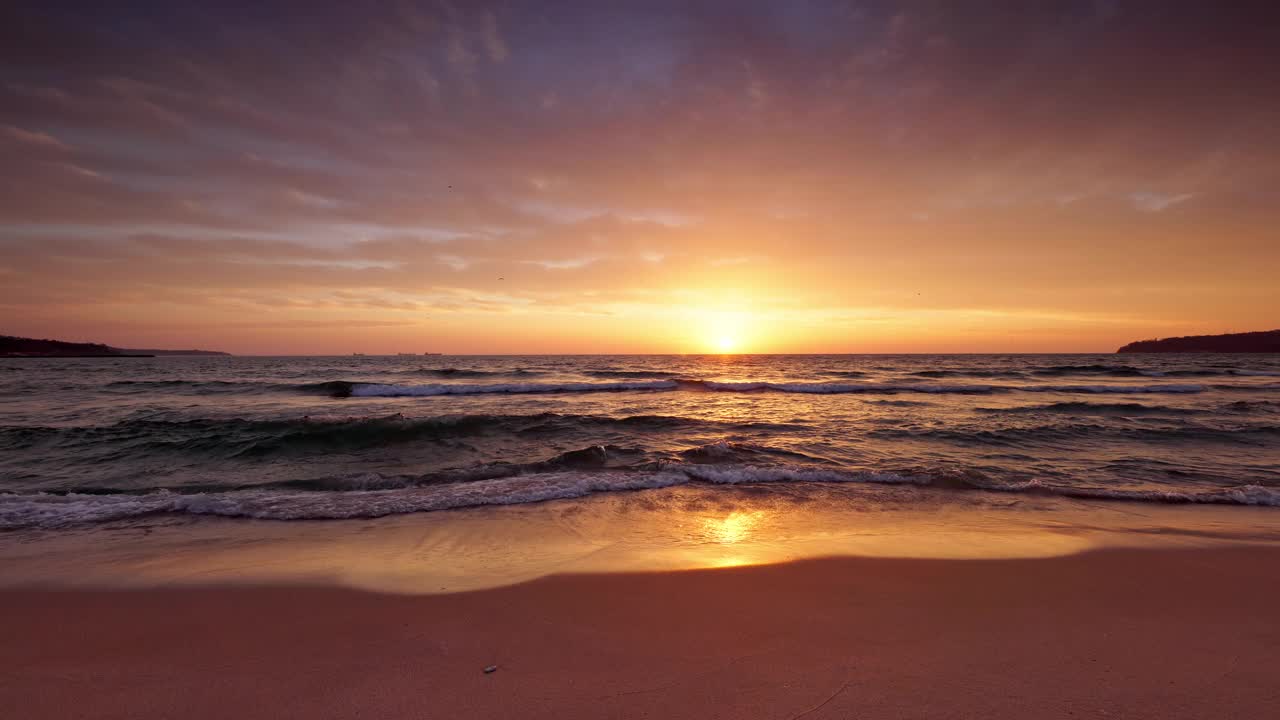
2;125;69;150
0;1;1276;351
1130;192;1194;213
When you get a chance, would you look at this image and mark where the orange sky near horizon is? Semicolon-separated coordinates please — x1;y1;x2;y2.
2;2;1277;355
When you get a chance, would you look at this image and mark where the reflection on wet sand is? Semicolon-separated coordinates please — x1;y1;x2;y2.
3;483;1279;594
702;510;765;544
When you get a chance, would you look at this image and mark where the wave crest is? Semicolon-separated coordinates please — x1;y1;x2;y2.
4;465;1276;530
0;413;793;459
332;379;1228;397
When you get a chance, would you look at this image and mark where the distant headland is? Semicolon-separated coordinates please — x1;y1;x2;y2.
1117;329;1280;353
1;335;230;358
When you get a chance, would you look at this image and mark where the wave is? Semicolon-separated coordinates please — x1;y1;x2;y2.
1213;382;1280;392
909;369;1025;379
975;402;1203;416
338;380;1004;396
349;380;680;396
862;399;935;407
0;414;515;458
107;379;266;394
399;367;542;379
4;463;1276;530
677;441;835;466
583;369;677;379
1017;384;1205;394
1146;369;1279;378
1030;364;1164;378
910;366;1244;380
0;471;681;528
0;413;796;459
1027;364;1206;378
691;380;1000;394
972;479;1280;507
333;379;1222;396
102;372;550;396
107;379;363;396
1024;364;1279;378
1224;400;1280;413
0;465;931;529
871;423;1280;447
89;376;1279;399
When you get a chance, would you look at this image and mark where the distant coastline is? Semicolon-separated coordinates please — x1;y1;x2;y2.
1;335;230;358
1117;329;1280;353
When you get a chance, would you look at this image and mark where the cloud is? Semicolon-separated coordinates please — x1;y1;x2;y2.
1130;192;1194;213
522;256;600;270
0;1;1277;351
435;254;470;271
481;11;507;63
2;125;69;149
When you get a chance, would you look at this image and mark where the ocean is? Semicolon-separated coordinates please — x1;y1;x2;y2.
2;353;1278;533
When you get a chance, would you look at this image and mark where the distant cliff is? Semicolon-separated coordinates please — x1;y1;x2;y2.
1117;330;1280;353
114;347;232;357
1;335;230;357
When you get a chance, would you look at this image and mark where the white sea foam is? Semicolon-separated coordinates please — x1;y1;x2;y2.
4;466;1277;530
988;479;1280;506
343;379;1226;397
350;380;679;396
0;465;924;529
0;471;687;529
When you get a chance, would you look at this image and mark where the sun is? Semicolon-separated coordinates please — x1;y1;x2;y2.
714;334;739;353
681;305;759;354
692;308;751;353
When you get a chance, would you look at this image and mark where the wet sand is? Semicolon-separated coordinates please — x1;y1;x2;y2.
3;547;1278;719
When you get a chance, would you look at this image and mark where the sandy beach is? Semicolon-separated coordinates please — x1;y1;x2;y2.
6;1;1280;717
3;546;1277;720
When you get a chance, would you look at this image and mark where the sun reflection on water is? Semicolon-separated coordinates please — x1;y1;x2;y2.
703;510;766;544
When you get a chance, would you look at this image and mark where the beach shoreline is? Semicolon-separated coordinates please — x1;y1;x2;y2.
3;546;1278;719
5;483;1280;594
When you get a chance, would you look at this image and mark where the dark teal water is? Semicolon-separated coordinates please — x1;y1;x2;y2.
2;354;1278;529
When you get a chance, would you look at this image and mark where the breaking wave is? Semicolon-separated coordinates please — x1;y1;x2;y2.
975;402;1204;416
328;380;1238;397
349;380;681;396
907;365;1279;379
1214;382;1280;392
10;354;1280;533
399;367;543;378
0;413;796;459
4;462;1277;530
871;423;1280;447
909;369;1025;379
583;369;679;379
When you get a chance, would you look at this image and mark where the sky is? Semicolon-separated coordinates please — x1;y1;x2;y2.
1;1;1277;354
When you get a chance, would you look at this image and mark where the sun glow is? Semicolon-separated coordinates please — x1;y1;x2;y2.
696;309;752;354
